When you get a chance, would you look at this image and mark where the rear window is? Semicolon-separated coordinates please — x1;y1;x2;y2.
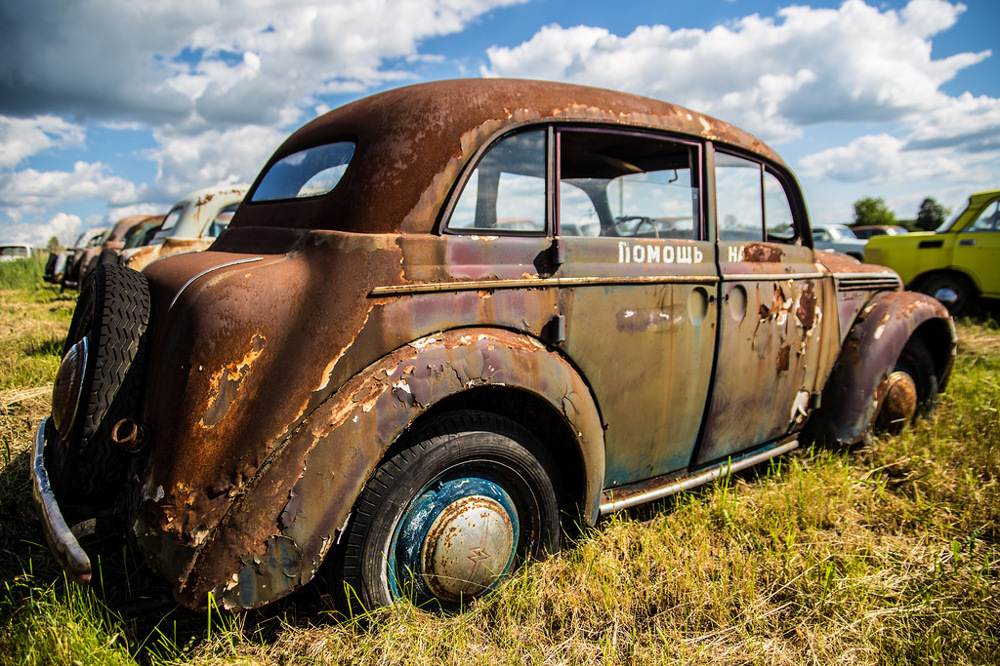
251;141;356;202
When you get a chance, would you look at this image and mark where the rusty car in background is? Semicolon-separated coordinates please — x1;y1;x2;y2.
34;79;955;614
43;227;108;286
62;214;165;290
119;185;246;272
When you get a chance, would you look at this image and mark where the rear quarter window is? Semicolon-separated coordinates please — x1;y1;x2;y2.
251;142;356;202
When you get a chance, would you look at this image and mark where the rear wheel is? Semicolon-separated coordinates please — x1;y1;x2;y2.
49;263;151;502
920;272;974;316
334;411;561;613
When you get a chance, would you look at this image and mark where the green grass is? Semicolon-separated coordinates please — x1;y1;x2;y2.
0;276;997;665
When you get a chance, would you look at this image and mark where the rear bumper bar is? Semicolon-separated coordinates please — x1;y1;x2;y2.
30;417;92;584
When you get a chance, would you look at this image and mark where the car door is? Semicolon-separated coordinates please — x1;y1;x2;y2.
552;128;718;486
694;149;826;466
952;197;1000;298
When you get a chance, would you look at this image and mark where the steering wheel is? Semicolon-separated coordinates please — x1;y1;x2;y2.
613;215;659;238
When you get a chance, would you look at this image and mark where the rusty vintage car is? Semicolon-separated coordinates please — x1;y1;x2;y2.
34;79;955;613
119;185;246;273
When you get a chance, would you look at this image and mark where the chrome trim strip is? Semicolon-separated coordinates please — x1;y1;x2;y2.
370;274;720;297
169;257;263;311
599;439;799;514
31;418;92;584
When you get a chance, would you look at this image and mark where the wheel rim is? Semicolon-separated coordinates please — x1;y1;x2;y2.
932;285;959;308
389;463;522;605
878;369;918;429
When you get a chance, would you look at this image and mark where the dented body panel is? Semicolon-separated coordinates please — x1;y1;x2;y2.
34;79;955;611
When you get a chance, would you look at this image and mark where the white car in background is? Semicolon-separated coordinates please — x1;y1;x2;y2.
119;185;247;272
812;223;868;260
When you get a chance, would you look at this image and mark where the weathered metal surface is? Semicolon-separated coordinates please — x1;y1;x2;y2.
697;241;836;464
806;290;955;446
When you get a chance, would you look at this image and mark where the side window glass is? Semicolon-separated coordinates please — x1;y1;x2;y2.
968;201;999;232
559;130;699;239
207;202;239;238
448;130;546;233
716;153;763;242
764;170;796;241
559;182;600;236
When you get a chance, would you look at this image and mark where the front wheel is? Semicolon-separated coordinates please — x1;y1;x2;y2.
876;337;939;431
334;411;561;612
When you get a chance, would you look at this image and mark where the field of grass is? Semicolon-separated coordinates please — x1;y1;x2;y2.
0;259;997;665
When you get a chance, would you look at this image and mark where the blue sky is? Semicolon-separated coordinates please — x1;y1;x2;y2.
1;0;998;246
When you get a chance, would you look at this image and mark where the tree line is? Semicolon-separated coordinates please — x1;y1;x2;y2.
851;196;948;232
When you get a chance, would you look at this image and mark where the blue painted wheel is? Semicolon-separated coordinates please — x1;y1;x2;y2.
335;411;561;612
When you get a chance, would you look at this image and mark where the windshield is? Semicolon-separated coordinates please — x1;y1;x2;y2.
251;141;356;202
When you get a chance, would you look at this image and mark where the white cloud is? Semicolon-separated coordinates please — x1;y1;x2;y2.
1;0;527;128
2;212;83;247
799;133;965;184
0;116;86;169
0;162;140;221
148;124;286;199
481;0;989;144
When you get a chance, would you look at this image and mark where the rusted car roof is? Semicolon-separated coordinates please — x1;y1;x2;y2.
231;78;783;236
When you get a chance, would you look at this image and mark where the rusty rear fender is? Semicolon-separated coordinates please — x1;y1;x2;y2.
806;290;955;446
169;327;605;610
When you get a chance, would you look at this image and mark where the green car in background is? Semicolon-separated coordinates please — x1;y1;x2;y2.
865;189;1000;315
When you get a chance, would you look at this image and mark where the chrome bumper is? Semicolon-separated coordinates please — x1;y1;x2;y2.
30;417;92;584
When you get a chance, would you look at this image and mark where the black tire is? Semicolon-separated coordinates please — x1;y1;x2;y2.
334;411;561;613
920;272;974;316
51;263;151;502
877;337;939;431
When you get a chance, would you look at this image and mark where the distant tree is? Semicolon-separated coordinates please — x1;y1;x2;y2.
46;235;60;252
915;197;948;231
851;197;896;227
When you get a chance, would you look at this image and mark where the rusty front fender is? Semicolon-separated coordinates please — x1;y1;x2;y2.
806;290;954;446
175;327;604;610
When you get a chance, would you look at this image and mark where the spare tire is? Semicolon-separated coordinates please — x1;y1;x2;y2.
50;262;151;503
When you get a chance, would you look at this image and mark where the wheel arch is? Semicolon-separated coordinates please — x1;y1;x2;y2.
189;326;605;610
411;384;590;530
804;290;955;447
911;267;981;296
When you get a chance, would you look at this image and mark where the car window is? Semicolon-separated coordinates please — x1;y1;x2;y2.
251;141;356;202
558;130;699;239
448;130;547;234
716;152;798;243
158;207;183;235
813;229;830;242
207;203;239;238
968;201;1000;232
764;170;795;241
716;153;764;242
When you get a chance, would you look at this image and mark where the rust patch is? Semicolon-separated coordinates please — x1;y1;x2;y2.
776;345;790;374
199;334;266;428
743;242;785;263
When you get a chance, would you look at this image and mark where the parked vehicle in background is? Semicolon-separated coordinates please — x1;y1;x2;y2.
119;186;246;272
851;225;908;239
43;228;107;285
120;215;165;251
811;223;868;260
0;243;34;261
865;188;1000;315
34;79;955;616
64;215;164;289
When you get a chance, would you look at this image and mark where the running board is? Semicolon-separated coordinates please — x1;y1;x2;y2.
599;438;800;515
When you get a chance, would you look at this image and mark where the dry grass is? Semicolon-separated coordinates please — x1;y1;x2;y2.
0;284;997;666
